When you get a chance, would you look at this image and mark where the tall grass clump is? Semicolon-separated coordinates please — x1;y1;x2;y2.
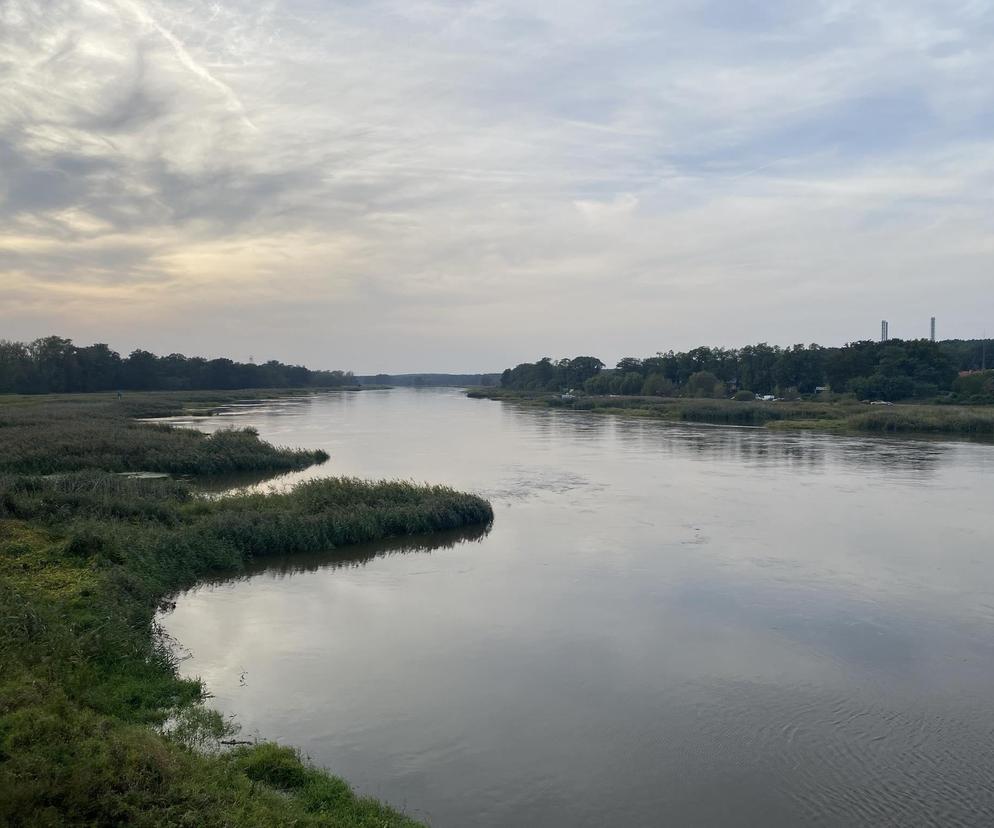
849;407;994;434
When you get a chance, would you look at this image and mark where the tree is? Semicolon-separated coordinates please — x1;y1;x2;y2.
641;373;675;396
825;341;879;391
584;373;613;395
616;372;643;395
738;343;780;394
774;344;826;394
123;350;160;390
28;336;78;393
952;371;994;401
643;353;679;384
0;340;31;393
616;357;644;376
850;373;915;401
76;343;122;392
686;370;723;398
558;356;604;388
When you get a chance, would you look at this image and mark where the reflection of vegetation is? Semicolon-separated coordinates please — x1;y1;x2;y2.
469;388;994;435
242;522;492;580
0;393;491;826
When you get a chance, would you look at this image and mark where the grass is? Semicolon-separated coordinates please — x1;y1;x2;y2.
847;407;994;434
467;388;994;436
0;391;493;826
0;391;329;474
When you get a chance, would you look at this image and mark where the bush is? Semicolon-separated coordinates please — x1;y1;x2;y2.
733;390;754;401
641;374;675;397
849;373;915;401
952;371;994;400
686;371;723;398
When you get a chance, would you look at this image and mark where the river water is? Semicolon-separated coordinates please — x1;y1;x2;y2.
160;388;994;827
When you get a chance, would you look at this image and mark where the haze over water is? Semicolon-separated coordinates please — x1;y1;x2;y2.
161;388;994;827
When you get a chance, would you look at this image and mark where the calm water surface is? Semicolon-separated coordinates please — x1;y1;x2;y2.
160;389;994;827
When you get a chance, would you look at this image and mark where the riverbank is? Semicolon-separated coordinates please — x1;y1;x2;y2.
0;391;492;825
467;388;994;436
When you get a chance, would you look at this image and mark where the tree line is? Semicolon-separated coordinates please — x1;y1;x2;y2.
500;339;994;402
0;336;355;394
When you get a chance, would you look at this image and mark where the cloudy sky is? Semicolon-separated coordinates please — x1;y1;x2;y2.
1;0;992;372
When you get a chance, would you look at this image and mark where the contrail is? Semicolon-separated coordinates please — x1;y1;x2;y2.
113;0;258;132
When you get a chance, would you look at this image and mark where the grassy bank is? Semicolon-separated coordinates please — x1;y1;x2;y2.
0;390;331;474
0;392;492;826
467;388;994;436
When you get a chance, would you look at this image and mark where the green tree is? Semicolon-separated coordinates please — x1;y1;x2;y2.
28;336;78;393
738;343;780;394
774;344;826;394
687;370;723;398
76;343;122;392
584;373;613;395
616;357;644;376
618;371;644;395
641;373;675;396
0;340;32;393
123;350;160;390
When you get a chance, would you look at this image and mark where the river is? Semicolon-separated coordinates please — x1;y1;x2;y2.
159;388;994;827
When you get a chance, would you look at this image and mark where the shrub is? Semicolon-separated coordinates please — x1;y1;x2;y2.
849;373;915;401
642;374;675;397
236;743;310;790
686;371;722;398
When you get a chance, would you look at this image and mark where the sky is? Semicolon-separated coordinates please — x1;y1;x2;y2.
1;0;992;373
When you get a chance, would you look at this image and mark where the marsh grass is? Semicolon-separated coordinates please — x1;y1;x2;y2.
0;391;328;475
848;406;994;434
469;389;994;435
0;392;491;826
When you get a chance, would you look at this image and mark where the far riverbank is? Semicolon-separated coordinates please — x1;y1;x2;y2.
467;388;994;436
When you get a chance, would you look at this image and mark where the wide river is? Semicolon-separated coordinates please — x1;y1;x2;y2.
160;388;994;827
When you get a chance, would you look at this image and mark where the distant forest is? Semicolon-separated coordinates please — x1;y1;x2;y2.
501;339;994;402
358;373;502;388
0;336;355;394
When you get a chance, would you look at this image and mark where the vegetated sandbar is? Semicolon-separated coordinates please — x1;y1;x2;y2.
0;390;492;826
467;388;994;436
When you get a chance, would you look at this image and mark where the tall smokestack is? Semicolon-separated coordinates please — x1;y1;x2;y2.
930;317;936;342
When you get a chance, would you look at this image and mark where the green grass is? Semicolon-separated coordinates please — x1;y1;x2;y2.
0;390;329;474
0;391;492;826
468;389;994;436
847;407;994;434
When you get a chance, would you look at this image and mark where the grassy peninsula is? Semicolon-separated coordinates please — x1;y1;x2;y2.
468;388;994;436
0;391;492;826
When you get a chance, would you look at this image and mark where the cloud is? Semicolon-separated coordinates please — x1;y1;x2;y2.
0;0;992;370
